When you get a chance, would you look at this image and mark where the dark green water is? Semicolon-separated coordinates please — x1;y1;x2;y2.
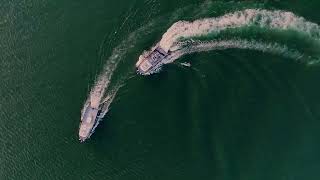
1;0;320;179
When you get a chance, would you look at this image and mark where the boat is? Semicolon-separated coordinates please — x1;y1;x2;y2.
78;101;102;142
180;62;191;67
136;44;170;75
78;95;113;142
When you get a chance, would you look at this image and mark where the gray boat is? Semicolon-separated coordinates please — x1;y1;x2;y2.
78;101;102;142
136;44;169;75
79;95;113;142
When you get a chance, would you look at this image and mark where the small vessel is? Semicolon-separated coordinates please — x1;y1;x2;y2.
79;96;112;142
180;62;191;67
78;102;102;142
136;44;170;75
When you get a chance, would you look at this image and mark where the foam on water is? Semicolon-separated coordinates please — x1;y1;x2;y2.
81;14;158;121
89;51;122;109
159;9;320;52
165;39;303;65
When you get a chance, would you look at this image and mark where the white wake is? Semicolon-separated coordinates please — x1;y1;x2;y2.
82;14;157;120
164;39;303;65
159;9;320;52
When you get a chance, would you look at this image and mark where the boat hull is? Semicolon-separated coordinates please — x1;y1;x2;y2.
79;103;102;142
136;45;169;75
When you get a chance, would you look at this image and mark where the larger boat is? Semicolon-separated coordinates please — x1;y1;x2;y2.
136;44;170;75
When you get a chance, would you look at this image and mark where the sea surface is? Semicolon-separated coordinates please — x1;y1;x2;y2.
1;0;320;179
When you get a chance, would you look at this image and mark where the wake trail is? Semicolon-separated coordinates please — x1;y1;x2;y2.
165;39;303;64
159;9;320;53
83;9;160;117
135;9;320;76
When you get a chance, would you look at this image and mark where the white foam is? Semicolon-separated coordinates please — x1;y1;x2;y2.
83;16;157;119
159;9;320;52
164;39;303;65
89;50;121;109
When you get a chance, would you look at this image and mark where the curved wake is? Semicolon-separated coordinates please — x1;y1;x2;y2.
166;39;303;64
136;9;320;76
160;9;320;52
81;6;320;141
